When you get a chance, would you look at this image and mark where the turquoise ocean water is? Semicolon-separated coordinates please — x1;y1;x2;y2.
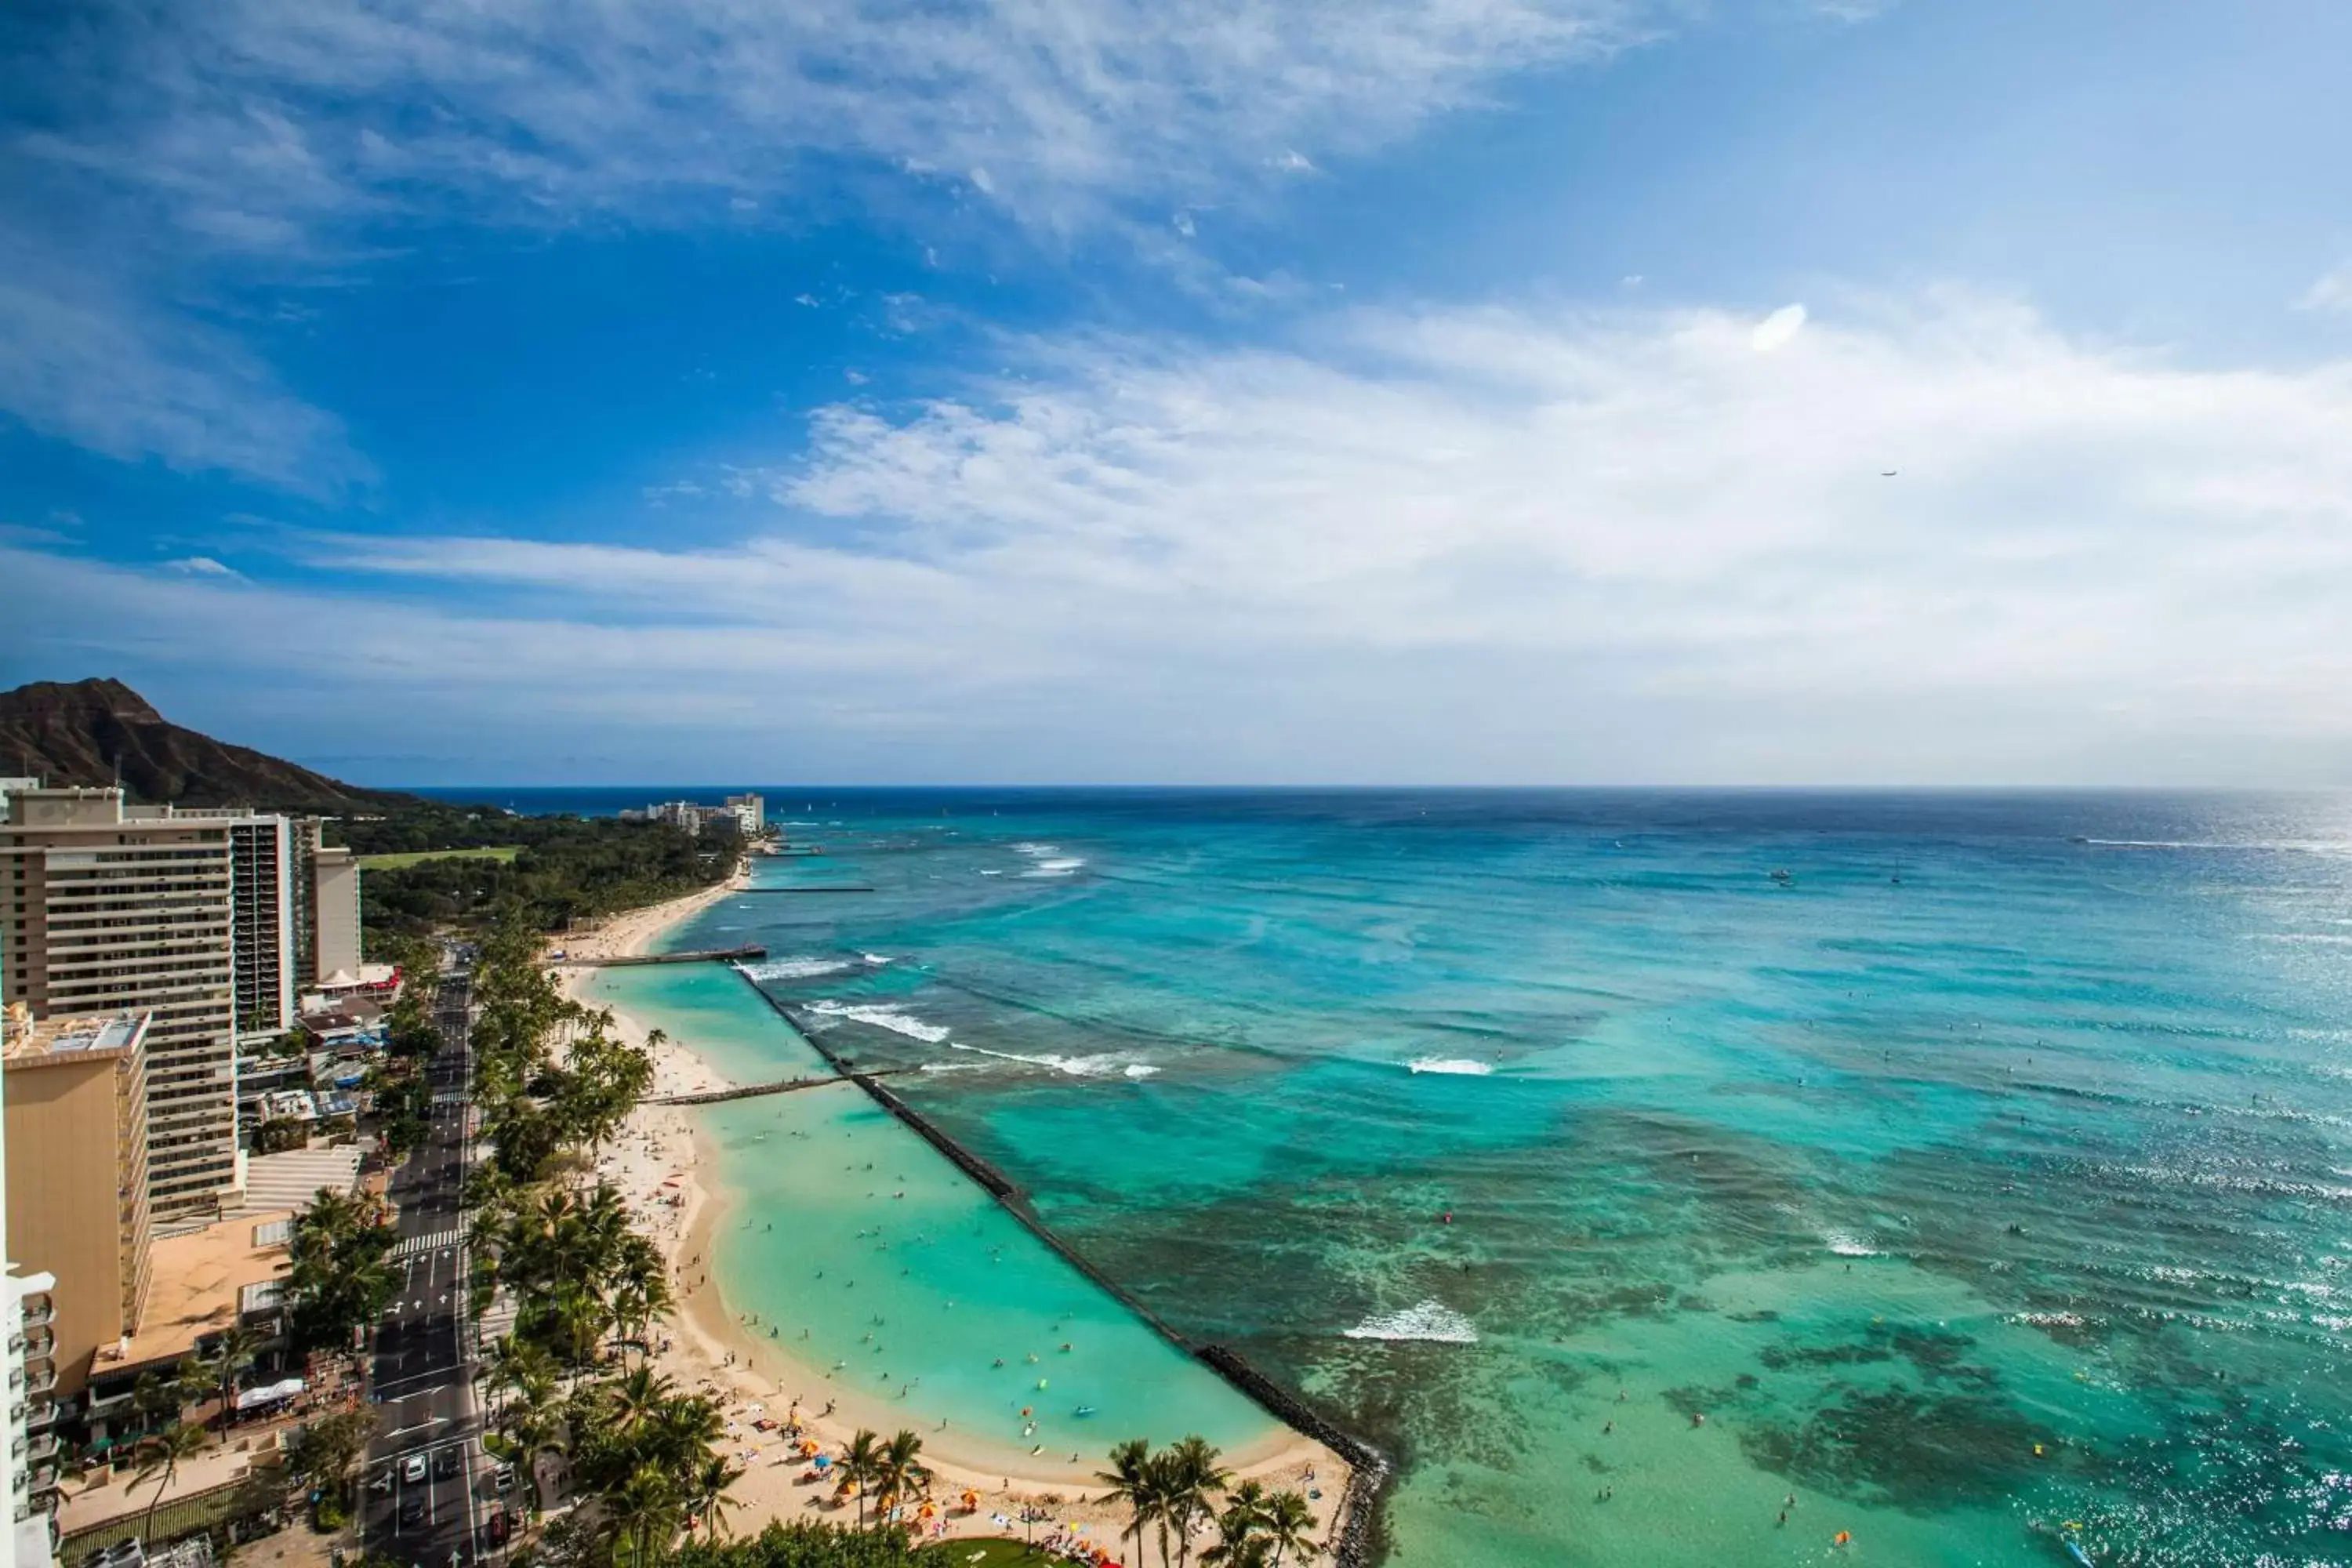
581;790;2352;1566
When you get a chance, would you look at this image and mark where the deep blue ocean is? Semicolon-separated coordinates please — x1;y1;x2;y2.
483;789;2352;1565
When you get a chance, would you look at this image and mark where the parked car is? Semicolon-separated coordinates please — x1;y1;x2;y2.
433;1446;460;1479
397;1497;425;1528
401;1452;427;1485
492;1465;514;1494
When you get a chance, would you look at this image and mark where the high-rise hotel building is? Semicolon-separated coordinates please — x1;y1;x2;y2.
3;791;365;1224
2;789;241;1218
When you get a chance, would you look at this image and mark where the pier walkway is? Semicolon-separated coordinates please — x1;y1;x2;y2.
550;944;768;967
647;1070;909;1107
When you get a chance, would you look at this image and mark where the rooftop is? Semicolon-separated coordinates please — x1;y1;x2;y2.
231;1145;363;1218
110;1211;292;1373
0;1004;149;1065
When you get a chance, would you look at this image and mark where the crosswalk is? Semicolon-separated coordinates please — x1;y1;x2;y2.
389;1228;466;1262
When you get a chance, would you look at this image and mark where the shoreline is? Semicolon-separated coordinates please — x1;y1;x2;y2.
552;875;1353;1552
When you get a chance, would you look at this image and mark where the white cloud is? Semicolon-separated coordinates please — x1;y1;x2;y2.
165;556;245;579
2297;263;2352;317
1750;302;1806;351
2;0;1661;488
24;292;2347;783
0;243;368;493
20;0;1649;256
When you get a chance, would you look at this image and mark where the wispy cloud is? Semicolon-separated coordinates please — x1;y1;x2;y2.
2298;262;2352;317
16;293;2352;782
0;239;369;492
2;0;1664;486
17;0;1652;255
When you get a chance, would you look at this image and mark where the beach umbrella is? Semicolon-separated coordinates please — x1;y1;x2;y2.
960;1490;979;1510
812;1454;832;1469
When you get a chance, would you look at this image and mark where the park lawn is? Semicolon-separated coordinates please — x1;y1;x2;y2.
931;1544;1065;1567
357;844;524;871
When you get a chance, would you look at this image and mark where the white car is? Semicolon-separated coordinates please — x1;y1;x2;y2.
401;1452;428;1485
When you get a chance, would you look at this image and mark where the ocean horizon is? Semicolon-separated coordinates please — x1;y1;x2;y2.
564;788;2351;1566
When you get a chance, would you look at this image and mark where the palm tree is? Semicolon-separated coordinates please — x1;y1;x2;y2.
133;1423;212;1541
873;1428;930;1523
1098;1438;1163;1568
687;1454;744;1540
200;1323;267;1425
840;1429;883;1530
602;1365;677;1438
1204;1479;1269;1566
1161;1436;1231;1568
604;1461;679;1568
1259;1490;1318;1566
647;1394;725;1479
491;1370;567;1517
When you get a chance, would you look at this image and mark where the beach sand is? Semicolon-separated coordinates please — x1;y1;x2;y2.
549;878;1352;1555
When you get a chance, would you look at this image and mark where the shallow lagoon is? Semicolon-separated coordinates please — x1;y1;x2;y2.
583;961;1280;1474
606;791;2352;1566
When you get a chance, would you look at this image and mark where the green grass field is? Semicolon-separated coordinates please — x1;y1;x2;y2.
932;1543;1064;1567
357;844;524;871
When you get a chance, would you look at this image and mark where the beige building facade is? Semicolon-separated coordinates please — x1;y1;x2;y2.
0;1008;152;1402
312;841;361;978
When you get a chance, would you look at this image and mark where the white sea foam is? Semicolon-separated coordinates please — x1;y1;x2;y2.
1823;1232;1882;1258
1011;842;1087;877
1342;1301;1479;1344
807;1001;951;1044
1407;1057;1494;1076
946;1041;1149;1079
2009;1311;2089;1329
738;956;855;982
862;953;894;967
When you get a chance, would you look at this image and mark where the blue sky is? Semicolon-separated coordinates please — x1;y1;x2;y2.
5;0;2351;785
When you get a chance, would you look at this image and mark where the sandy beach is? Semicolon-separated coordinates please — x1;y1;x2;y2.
549;874;1352;1555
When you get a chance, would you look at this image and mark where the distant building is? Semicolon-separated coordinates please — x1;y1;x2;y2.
225;816;296;1047
726;793;765;835
310;842;361;981
1;1008;153;1403
619;797;757;837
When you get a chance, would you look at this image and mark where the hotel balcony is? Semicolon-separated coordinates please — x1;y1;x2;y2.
24;1432;58;1465
17;1327;53;1359
20;1359;56;1398
22;1399;57;1432
17;1294;52;1329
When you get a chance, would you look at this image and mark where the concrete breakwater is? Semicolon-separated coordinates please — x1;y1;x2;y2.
724;966;1392;1564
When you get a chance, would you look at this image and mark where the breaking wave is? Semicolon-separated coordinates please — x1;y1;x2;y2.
1014;842;1087;877
946;1041;1154;1079
738;956;855;981
1407;1057;1494;1076
1823;1231;1882;1258
1343;1300;1479;1344
806;1001;951;1044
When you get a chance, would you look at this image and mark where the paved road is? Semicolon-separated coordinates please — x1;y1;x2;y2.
362;966;503;1567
